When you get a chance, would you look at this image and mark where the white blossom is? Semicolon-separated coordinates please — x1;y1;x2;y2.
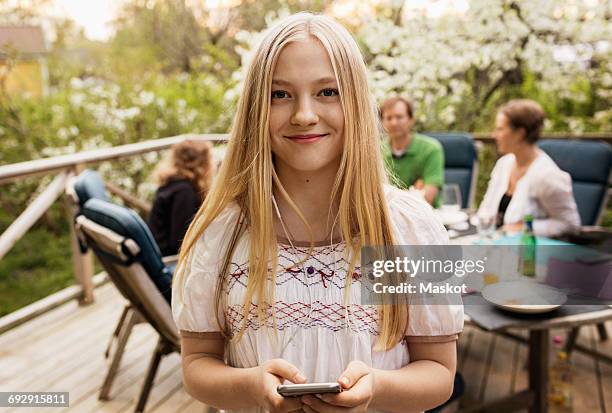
115;107;141;120
138;91;155;106
69;93;85;108
155;118;168;130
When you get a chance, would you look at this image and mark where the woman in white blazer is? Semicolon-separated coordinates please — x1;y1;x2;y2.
477;99;580;237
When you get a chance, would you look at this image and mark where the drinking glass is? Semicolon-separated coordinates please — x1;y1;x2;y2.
477;215;496;241
441;183;462;212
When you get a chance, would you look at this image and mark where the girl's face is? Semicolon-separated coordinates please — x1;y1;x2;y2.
269;37;345;174
493;112;524;154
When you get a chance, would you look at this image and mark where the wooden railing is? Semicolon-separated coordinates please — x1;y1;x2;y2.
0;131;610;333
0;134;227;333
0;134;228;185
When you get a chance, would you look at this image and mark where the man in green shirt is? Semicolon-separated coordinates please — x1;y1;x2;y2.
380;97;444;206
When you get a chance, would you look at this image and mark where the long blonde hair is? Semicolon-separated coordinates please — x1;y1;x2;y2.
174;12;407;351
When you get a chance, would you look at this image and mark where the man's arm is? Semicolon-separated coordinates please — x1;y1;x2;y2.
421;144;445;206
415;179;440;206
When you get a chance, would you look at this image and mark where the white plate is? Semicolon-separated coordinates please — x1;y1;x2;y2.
482;281;567;314
435;210;468;226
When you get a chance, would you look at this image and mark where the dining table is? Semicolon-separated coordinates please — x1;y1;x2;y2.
448;225;612;413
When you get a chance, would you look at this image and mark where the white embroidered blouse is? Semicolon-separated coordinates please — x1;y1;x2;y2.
172;184;464;413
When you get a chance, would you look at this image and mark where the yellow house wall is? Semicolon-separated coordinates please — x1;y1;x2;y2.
0;59;44;97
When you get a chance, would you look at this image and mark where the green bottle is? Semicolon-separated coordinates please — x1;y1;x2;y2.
520;215;536;277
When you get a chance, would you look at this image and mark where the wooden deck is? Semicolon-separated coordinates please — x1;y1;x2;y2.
458;320;612;412
0;283;206;413
0;282;611;413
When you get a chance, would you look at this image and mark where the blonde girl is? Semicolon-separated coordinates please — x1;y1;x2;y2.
172;12;463;413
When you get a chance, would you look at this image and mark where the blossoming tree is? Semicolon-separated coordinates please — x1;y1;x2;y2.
231;0;611;132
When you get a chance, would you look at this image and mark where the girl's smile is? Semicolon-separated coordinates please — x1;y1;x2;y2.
284;133;329;143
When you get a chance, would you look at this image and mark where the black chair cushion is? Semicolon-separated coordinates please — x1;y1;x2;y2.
82;198;172;303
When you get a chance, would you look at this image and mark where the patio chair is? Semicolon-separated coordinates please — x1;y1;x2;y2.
68;170;134;340
75;198;176;412
67;170;146;400
426;132;479;209
538;139;612;226
538;139;612;345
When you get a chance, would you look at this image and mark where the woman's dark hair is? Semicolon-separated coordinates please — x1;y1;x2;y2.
499;99;546;144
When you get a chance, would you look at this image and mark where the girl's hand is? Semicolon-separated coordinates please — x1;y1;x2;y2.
250;358;307;413
301;361;374;413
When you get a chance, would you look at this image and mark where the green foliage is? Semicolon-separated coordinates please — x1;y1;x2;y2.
111;0;204;76
0;226;73;317
602;209;612;228
520;71;612;133
0;71;232;195
474;144;497;207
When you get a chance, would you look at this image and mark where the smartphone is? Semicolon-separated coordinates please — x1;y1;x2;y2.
277;382;342;397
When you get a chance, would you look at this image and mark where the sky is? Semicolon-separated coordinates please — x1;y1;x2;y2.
52;0;125;41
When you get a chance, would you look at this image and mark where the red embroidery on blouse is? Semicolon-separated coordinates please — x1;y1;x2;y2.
318;269;334;288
